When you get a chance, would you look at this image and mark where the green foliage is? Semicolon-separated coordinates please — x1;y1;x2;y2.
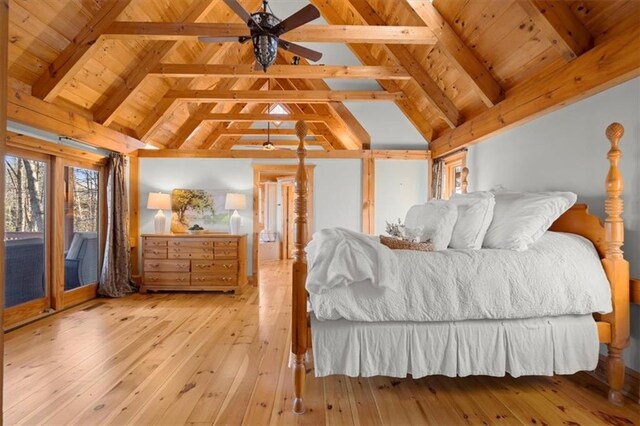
172;189;215;225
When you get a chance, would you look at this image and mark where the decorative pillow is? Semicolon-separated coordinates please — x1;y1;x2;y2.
483;191;578;251
448;191;495;249
404;200;458;250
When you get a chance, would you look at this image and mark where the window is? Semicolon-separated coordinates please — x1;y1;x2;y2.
63;166;100;290
442;150;467;199
4;154;48;308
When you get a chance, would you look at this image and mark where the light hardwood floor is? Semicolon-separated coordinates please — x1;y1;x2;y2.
4;260;640;425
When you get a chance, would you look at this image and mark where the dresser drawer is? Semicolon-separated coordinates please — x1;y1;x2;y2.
144;259;190;272
191;273;237;286
168;239;214;248
192;260;237;273
214;248;238;259
214;239;238;248
143;248;167;259
144;272;190;286
143;238;169;248
168;252;214;260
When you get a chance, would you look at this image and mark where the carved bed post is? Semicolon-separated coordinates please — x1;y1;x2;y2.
292;120;309;414
603;122;629;406
461;167;469;194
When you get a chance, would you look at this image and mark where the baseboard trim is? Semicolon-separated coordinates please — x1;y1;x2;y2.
588;355;640;404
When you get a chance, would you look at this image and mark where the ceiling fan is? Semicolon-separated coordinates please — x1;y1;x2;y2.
199;0;323;71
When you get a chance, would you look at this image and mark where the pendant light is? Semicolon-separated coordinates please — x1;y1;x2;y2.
263;78;275;150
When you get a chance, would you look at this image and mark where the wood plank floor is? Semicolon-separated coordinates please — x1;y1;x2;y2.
4;260;640;425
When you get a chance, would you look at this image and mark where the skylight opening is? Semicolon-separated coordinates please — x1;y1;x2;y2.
269;103;288;127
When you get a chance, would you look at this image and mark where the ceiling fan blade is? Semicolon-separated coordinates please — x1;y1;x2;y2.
198;36;242;43
278;40;322;62
272;4;320;35
223;0;253;24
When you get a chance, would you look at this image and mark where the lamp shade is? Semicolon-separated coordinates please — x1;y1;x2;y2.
147;192;171;210
225;193;246;210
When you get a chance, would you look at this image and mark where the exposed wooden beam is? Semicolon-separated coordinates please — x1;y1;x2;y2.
92;0;218;126
6;132;106;164
31;0;132;101
7;78;144;153
371;150;431;159
150;64;412;80
165;90;405;102
334;0;461;127
516;0;593;61
195;113;326;122
137;149;430;159
216;128;320;136
135;28;259;141
309;0;434;142
275;78;357;150
229;139;326;146
430;26;640;158
197;91;267;150
284;73;369;149
406;0;504;107
104;22;438;44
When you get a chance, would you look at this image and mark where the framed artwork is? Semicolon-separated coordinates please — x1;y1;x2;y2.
170;189;230;233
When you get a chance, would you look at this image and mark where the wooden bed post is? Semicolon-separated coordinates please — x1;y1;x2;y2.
461;167;469;194
603;122;629;406
292;120;309;414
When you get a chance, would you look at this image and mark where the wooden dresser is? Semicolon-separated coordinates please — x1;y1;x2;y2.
140;234;247;294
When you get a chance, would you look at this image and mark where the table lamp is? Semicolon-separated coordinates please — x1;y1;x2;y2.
225;193;246;235
147;192;171;234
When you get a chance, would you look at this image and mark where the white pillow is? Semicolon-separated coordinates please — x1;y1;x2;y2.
404;200;458;250
483;191;577;251
448;192;495;249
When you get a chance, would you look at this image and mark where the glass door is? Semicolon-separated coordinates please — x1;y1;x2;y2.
62;164;102;304
4;152;50;325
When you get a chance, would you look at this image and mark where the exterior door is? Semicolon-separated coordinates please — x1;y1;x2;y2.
4;151;51;326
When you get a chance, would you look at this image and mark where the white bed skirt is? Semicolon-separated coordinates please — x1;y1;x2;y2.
310;314;599;378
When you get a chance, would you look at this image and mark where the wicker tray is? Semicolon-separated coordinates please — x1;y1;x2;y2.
379;235;434;251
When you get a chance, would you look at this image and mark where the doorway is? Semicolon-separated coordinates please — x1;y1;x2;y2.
252;165;314;285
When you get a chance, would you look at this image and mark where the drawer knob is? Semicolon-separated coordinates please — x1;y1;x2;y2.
151;277;158;282
223;277;232;282
223;264;232;269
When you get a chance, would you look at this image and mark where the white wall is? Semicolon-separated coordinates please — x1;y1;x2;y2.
374;159;429;234
139;157;428;275
139;158;363;275
467;77;640;370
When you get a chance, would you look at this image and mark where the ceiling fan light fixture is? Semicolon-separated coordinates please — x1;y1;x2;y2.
252;33;278;71
262;141;276;150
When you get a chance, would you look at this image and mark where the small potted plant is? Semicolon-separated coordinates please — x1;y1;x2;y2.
187;224;206;235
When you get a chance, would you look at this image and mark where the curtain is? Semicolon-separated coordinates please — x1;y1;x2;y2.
432;159;444;199
98;153;133;297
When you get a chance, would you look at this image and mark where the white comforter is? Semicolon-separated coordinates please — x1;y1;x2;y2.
307;230;612;322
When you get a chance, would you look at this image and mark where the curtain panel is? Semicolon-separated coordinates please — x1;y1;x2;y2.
431;159;444;200
98;154;133;297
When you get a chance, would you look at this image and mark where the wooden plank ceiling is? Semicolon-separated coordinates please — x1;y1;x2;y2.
7;0;640;155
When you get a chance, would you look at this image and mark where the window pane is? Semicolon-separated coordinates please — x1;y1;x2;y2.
64;166;100;290
454;165;463;194
4;156;47;308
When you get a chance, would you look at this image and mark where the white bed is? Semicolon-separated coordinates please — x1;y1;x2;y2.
306;230;612;378
311;314;599;378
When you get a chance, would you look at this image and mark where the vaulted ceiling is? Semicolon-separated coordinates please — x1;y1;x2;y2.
7;0;640;157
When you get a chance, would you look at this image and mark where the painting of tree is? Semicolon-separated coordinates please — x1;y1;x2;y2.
170;189;230;233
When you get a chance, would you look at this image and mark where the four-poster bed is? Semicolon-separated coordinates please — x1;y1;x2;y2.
290;121;630;414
